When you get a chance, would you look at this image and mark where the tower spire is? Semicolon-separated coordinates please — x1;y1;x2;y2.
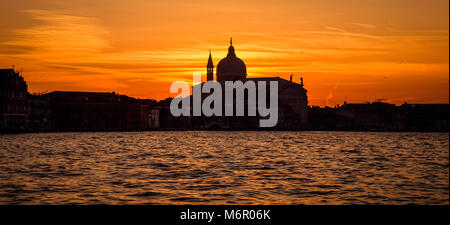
207;50;213;68
230;37;232;46
207;50;214;81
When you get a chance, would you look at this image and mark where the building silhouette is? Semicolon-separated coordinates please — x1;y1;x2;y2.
0;69;29;131
165;39;309;129
29;93;51;130
0;39;448;132
216;38;248;83
43;91;150;131
207;50;214;82
309;101;449;132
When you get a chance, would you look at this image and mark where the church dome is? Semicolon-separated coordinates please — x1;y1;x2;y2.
216;39;247;82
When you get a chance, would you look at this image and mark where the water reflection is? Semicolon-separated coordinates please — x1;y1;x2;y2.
0;131;448;204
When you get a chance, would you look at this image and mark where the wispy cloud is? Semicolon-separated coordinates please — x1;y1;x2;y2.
0;0;447;105
346;22;376;29
4;9;109;59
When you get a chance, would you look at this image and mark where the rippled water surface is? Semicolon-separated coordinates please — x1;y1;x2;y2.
0;131;448;204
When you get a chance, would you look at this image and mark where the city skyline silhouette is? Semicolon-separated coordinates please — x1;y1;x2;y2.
0;0;448;107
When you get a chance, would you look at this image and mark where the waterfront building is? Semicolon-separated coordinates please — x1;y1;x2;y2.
0;68;29;131
43;91;149;131
184;39;309;129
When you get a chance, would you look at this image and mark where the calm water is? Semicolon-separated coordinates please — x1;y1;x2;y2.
0;131;448;205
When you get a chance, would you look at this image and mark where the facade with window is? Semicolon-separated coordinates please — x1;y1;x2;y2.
0;69;29;131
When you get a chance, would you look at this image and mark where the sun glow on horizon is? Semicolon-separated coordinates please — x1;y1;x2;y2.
0;0;448;106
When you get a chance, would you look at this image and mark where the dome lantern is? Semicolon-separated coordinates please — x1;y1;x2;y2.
216;38;247;82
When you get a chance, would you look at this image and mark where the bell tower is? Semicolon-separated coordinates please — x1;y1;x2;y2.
206;50;214;81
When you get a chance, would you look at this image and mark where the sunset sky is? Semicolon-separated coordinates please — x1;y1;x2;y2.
0;0;448;106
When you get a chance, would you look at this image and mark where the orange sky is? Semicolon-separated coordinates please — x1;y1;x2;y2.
0;0;448;106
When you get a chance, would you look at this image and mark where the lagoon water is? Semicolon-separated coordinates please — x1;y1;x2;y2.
0;131;448;204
